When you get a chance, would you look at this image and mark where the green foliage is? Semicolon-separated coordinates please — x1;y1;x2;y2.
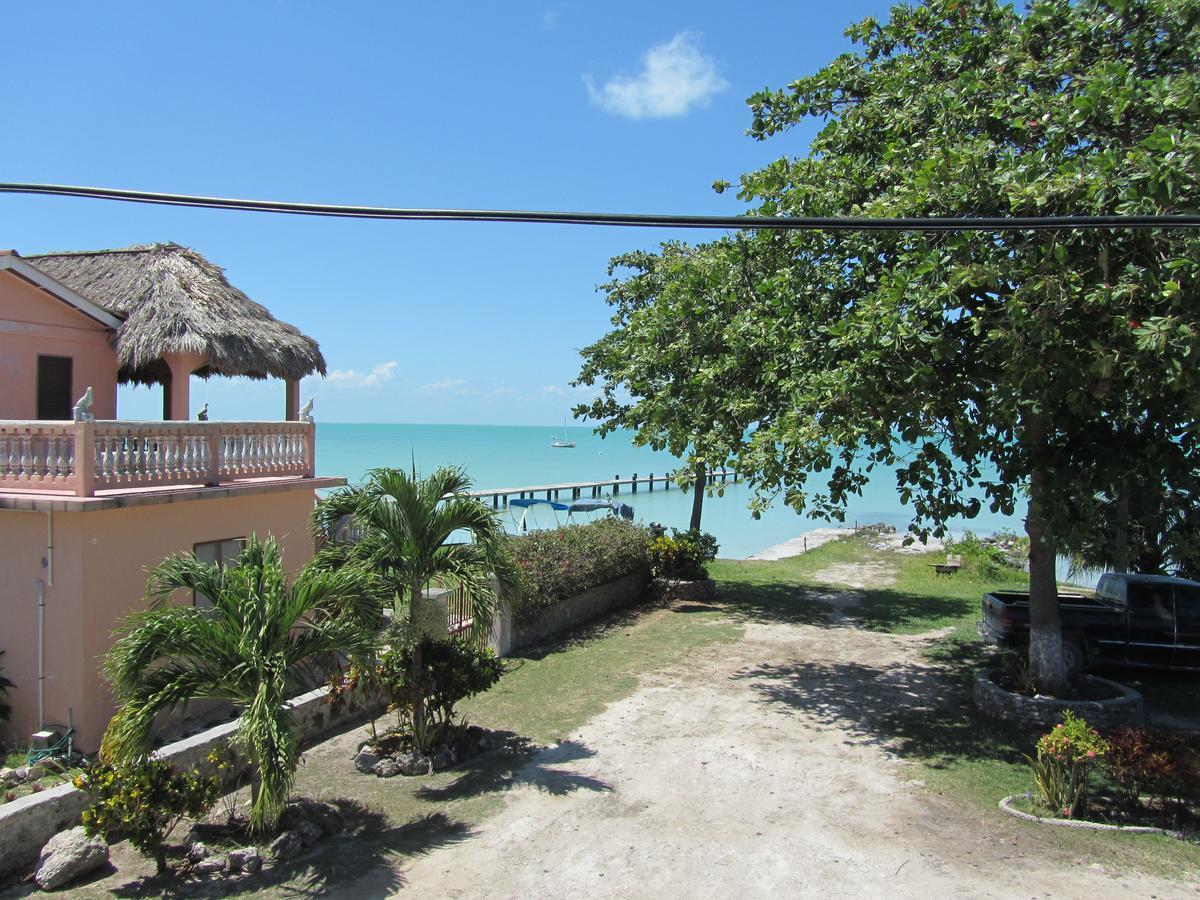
76;758;219;874
1027;711;1108;818
1104;726;1200;812
508;518;650;621
0;650;14;724
647;529;720;580
944;532;1017;578
101;534;380;834
312;466;518;755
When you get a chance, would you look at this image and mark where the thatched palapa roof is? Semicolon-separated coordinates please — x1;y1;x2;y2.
29;243;326;385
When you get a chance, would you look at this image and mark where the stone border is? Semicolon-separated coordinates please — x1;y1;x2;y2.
0;685;384;884
972;669;1144;731
998;795;1183;838
651;577;717;603
490;569;650;656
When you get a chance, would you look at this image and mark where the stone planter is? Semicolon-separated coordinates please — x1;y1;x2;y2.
972;668;1143;731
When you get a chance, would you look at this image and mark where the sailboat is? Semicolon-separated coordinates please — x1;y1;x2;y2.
550;418;576;448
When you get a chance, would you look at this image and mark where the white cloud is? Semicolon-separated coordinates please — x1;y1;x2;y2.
542;8;559;29
324;361;398;389
540;384;566;396
422;378;468;392
586;32;727;120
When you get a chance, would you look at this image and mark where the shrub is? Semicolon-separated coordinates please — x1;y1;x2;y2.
1026;711;1108;818
944;531;1021;578
647;529;719;580
76;758;220;874
0;650;13;723
508;518;649;621
1105;726;1200;812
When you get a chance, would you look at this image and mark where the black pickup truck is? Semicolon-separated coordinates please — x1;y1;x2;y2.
980;572;1200;673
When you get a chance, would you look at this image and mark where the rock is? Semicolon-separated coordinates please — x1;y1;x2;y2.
373;757;402;778
194;856;228;875
432;747;455;771
465;724;486;743
269;830;303;861
187;841;213;862
397;752;431;776
228;846;262;874
34;826;110;891
26;764;45;781
12;766;29;784
295;819;323;848
290;798;344;836
353;749;380;774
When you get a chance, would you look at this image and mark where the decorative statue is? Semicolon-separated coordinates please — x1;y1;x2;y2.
196;402;209;421
72;386;94;422
299;398;314;423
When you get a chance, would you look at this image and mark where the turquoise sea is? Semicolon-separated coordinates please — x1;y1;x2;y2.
315;423;1028;560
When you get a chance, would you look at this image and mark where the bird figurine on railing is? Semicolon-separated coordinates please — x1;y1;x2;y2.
197;402;209;421
299;398;314;423
72;386;94;422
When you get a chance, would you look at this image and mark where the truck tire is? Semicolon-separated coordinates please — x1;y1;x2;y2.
1062;639;1086;677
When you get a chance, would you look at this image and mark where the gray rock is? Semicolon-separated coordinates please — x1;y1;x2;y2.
34;826;110;891
12;766;28;784
269;830;303;861
373;757;402;778
353;749;380;774
295;819;323;848
290;798;344;836
25;764;45;781
432;747;455;771
228;846;262;874
187;841;213;862
194;856;228;875
397;752;431;776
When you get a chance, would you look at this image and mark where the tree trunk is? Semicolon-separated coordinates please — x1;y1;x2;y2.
154;843;168;875
689;462;706;531
1026;437;1070;695
1111;474;1132;574
410;579;426;753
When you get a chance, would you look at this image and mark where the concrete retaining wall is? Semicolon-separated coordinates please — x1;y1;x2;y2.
0;684;381;883
972;669;1144;732
491;569;650;656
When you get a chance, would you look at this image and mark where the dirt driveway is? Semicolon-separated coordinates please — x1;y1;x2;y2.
393;616;1190;898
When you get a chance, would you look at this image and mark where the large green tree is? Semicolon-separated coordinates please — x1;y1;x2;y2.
311;466;518;754
102;535;381;833
720;0;1200;693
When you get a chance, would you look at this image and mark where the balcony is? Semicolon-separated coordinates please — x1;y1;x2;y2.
0;420;317;499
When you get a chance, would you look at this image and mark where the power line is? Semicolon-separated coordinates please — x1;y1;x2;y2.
2;182;1199;232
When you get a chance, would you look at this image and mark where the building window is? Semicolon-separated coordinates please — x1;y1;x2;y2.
192;537;247;608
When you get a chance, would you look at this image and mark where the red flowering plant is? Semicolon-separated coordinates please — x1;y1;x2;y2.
1026;711;1108;818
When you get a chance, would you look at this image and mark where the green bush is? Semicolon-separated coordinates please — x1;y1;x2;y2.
0;650;14;723
648;529;719;580
1026;711;1108;818
508;518;650;621
945;531;1023;578
1104;726;1200;812
76;758;220;874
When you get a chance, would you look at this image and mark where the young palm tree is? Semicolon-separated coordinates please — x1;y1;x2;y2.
312;465;518;753
101;535;381;834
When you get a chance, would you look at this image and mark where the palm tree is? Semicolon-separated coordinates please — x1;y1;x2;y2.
312;465;518;753
101;535;381;834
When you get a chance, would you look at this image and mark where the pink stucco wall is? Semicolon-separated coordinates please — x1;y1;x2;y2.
0;270;119;420
0;487;319;751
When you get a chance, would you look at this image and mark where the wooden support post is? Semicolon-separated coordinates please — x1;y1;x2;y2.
649;472;654;492
493;494;498;509
613;474;620;495
632;472;638;493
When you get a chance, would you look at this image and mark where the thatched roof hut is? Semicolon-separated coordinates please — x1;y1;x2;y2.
29;243;326;385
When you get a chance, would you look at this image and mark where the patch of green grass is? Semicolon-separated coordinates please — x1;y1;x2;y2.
460;603;738;744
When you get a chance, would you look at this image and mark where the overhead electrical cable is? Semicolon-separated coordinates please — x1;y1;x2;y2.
1;182;1199;232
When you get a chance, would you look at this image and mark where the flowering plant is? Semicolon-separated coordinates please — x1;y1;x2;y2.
1026;711;1108;818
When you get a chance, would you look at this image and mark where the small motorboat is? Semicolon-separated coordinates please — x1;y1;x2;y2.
565;498;634;522
508;497;570;532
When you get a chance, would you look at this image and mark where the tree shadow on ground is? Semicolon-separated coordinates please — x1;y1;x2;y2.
416;738;611;803
103;802;471;899
731;655;1035;768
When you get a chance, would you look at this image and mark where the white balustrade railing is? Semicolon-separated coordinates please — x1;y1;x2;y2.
0;420;314;497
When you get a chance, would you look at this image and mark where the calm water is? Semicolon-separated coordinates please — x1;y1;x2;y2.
315;423;1028;560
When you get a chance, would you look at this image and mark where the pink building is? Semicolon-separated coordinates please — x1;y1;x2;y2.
0;244;344;751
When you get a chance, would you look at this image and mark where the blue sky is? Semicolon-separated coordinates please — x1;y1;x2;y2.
2;0;891;424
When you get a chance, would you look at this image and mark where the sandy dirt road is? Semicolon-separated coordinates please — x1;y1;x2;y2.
395;616;1193;899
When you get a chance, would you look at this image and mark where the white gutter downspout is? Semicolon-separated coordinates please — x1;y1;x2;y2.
46;510;54;586
36;580;45;730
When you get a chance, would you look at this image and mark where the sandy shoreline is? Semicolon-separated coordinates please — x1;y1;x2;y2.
747;527;946;561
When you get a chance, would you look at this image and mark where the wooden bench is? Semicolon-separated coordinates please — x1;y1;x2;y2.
931;554;963;575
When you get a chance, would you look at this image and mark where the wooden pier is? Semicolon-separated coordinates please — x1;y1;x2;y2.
468;469;738;509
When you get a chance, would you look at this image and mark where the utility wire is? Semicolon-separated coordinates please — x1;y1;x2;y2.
2;182;1199;232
